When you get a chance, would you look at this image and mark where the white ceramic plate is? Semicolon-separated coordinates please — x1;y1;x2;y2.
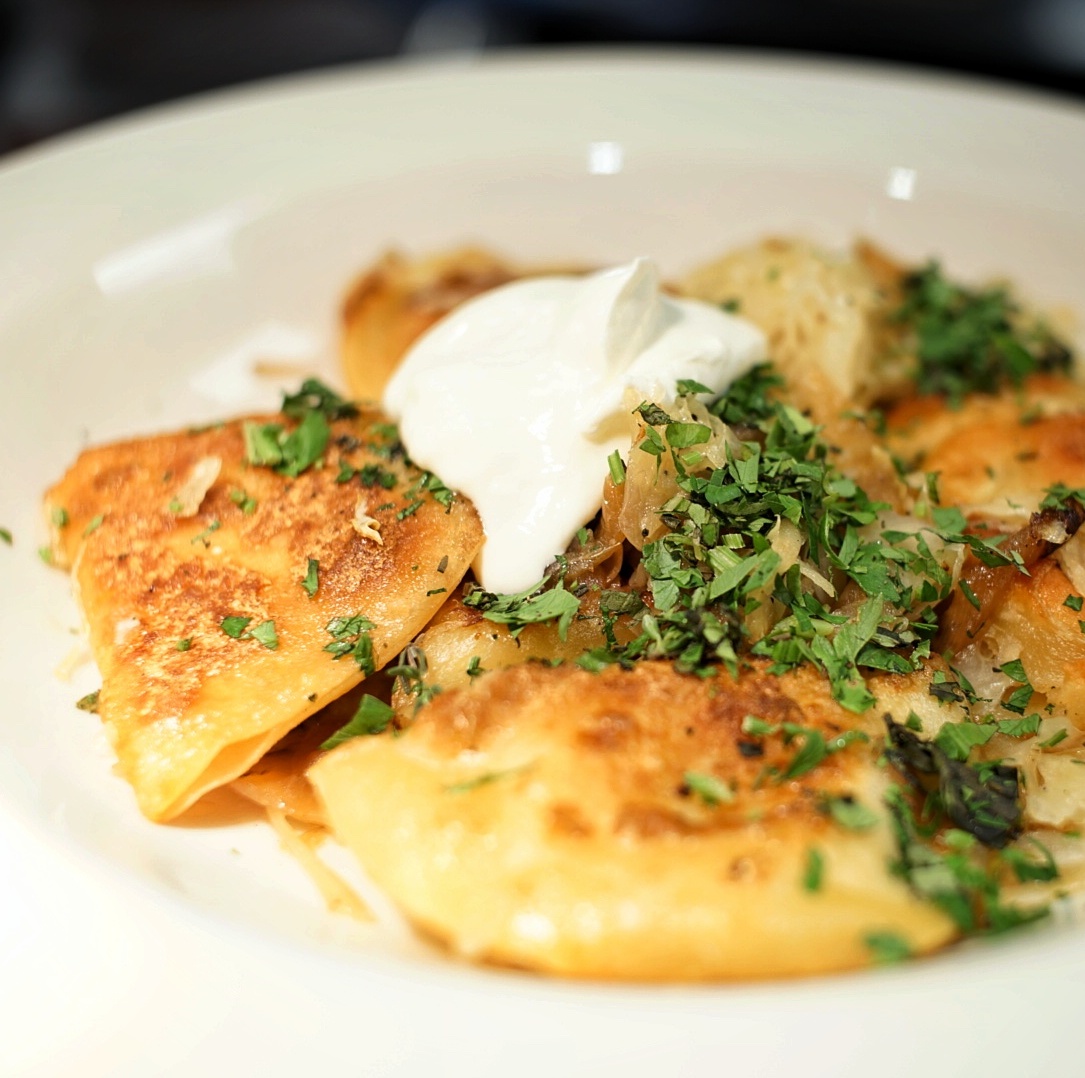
2;49;1084;1078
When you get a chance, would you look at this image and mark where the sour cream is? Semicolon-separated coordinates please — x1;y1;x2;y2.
383;257;766;593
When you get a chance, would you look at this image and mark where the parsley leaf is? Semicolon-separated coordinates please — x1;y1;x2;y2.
220;615;277;649
281;378;358;421
682;771;733;806
893;261;1072;405
301;557;319;598
76;689;100;713
803;847;825;893
864;931;912;964
465;579;581;640
320;694;395;750
323;613;377;675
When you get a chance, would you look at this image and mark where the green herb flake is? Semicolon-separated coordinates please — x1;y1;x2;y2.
320;694;395;750
190;519;221;547
636;402;675;427
76;689;100;713
864;931;912;965
824;795;879;831
176;638;192;652
244;407;329;479
465;579;581;641
83;514;105;537
607;450;626;485
1065;594;1084;612
893;261;1073;404
666;422;713;449
277;410;330;478
248;619;279;650
220;615;253;639
959;580;981;610
741;715;776;737
683;771;733;807
994;714;1041;738
934;721;996;762
385;643;442;712
802;847;825;893
301;557;319;598
445;766;526;795
243;421;284;467
0;527;11;545
281;378;358;421
230;488;257;514
1038;729;1069;751
51;507;69;528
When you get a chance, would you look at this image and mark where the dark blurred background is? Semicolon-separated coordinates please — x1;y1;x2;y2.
2;0;1084;154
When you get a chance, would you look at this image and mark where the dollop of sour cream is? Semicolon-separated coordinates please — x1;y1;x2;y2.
383;257;766;594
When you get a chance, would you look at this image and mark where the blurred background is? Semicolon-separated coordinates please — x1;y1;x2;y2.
1;0;1084;154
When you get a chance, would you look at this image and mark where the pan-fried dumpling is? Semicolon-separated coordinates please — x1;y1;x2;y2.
310;660;956;980
44;398;482;821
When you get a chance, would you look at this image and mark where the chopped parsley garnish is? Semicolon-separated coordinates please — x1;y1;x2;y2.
884;715;1021;849
998;659;1034;715
889;262;1067;405
823;795;879;831
386;644;441;712
248;620;279;650
993;714;1041;738
301;557;319;598
465;577;581;640
281;378;358;421
190;519;221;547
445;766;527;795
607;450;626;485
76;689;100;713
244;410;329;478
244;422;286;467
51;507;69;528
324;613;377;675
337;461;398;489
802;847;825;893
83;514;104;537
176;638;192;652
883;782;1048;936
933;721;997;762
220;615;251;639
892;261;1072;405
320;694;395;749
1065;594;1084;612
1038;729;1069;750
682;771;733;806
220;615;278;649
0;527;11;545
739;715;869;781
864;931;912;965
277;410;329;477
229;488;257;514
571;365;970;707
396;471;455;520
